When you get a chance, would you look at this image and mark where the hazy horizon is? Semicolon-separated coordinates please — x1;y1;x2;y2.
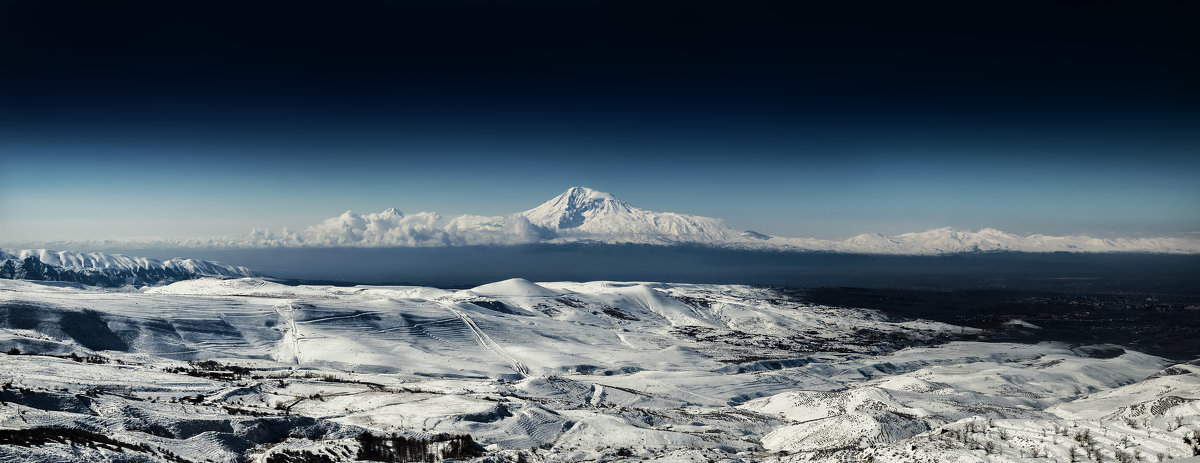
2;184;1199;246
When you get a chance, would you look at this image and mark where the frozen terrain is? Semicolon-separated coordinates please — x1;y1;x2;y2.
0;249;257;287
12;187;1200;254
1;277;1197;462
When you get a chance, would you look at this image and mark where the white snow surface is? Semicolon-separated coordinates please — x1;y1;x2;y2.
3;248;256;277
2;277;1197;462
14;187;1198;254
467;278;563;298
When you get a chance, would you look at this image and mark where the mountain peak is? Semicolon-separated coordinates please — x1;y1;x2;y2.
558;186;619;203
522;187;635;229
515;187;741;242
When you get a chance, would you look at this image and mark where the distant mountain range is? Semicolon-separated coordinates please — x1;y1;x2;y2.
9;187;1200;254
233;186;1200;254
0;249;256;287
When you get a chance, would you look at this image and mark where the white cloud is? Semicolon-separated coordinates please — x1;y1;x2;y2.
242;209;550;247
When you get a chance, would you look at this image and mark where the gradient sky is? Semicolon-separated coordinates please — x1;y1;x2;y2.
2;1;1198;243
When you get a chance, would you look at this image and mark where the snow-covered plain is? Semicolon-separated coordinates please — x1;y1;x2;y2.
1;277;1198;462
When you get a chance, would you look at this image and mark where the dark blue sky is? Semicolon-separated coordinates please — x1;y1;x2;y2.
1;1;1198;242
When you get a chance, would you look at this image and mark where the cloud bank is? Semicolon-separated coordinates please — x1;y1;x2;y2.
245;209;551;247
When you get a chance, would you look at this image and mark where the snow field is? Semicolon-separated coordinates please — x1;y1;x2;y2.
1;278;1197;462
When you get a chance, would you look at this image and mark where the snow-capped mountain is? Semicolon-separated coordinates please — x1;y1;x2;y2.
231;186;1199;254
0;249;257;287
10;187;1199;254
519;186;745;243
818;227;1200;254
233;186;743;248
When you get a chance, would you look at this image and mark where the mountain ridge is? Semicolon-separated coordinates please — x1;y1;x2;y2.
8;187;1200;254
0;249;258;287
234;186;1200;254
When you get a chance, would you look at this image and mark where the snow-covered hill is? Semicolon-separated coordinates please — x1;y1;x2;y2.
1;278;1197;462
0;249;257;287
